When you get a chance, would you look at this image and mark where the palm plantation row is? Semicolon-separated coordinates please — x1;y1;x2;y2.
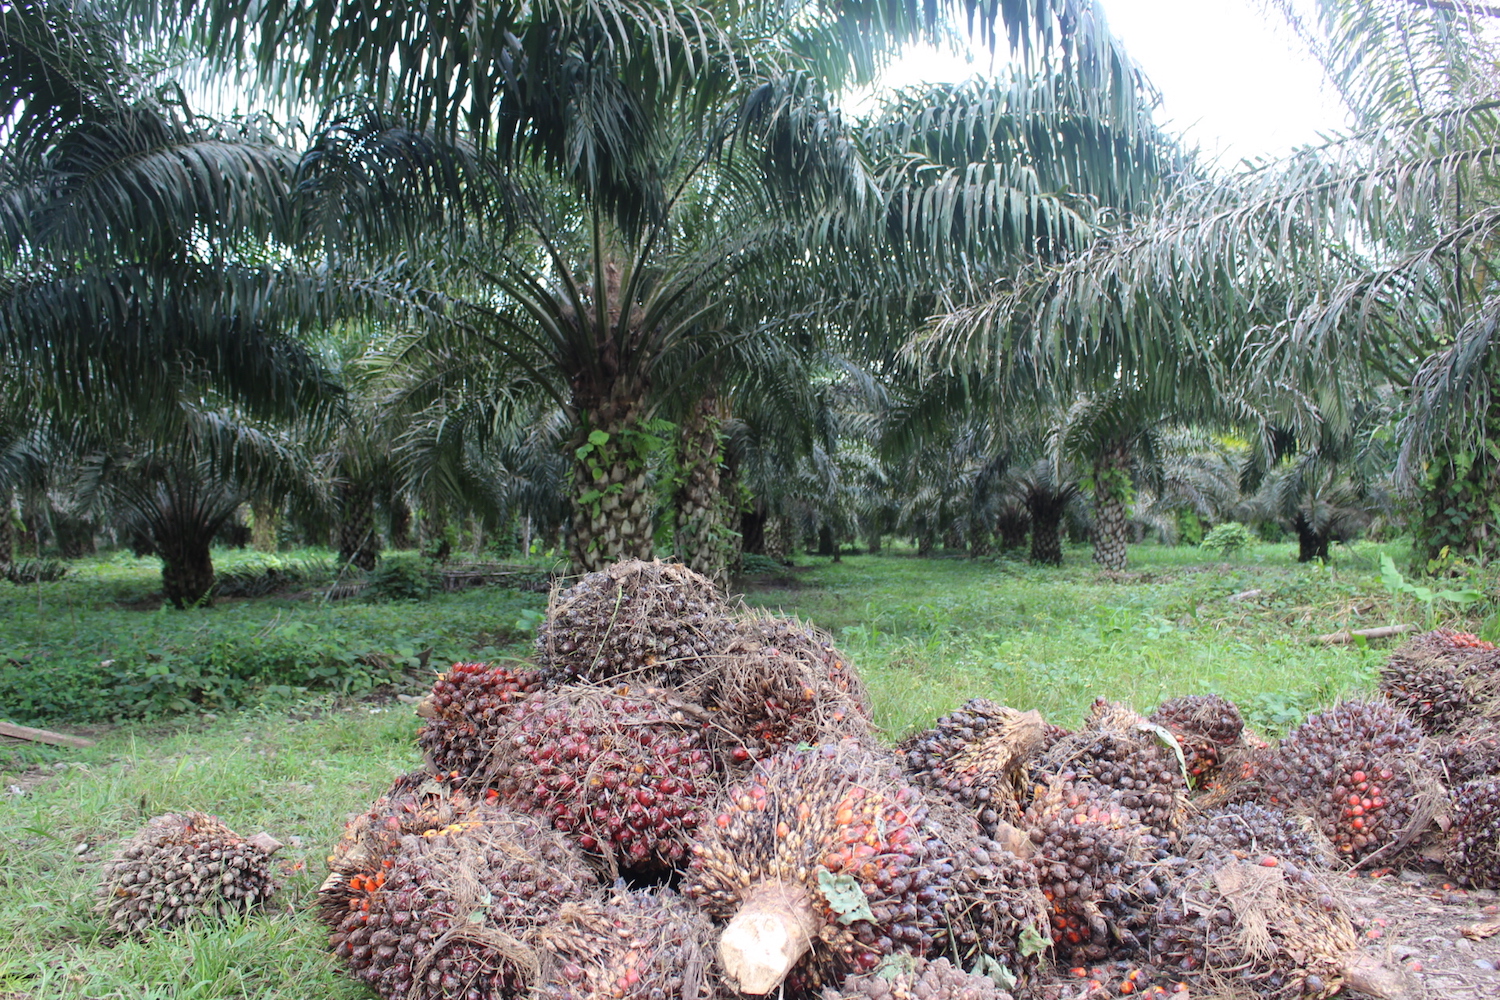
2;0;1497;608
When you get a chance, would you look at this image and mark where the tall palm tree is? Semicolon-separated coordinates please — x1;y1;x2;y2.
150;0;1166;574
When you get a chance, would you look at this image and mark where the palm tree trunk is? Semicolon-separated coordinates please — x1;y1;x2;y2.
674;393;733;587
0;490;14;569
1027;490;1066;566
337;483;380;571
1090;439;1131;571
996;505;1030;552
762;513;791;561
388;497;415;550
250;498;279;553
865;525;882;553
569;390;655;574
1294;513;1330;563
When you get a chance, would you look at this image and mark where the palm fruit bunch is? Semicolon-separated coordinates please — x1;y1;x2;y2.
98;812;280;936
328;806;598;1000
1033;700;1188;840
1149;695;1245;788
822;958;1012;1000
1379;630;1500;735
924;807;1050;990
1252;699;1429;862
683;740;953;997
1177;802;1332;870
534;559;733;694
534;888;717;1000
1446;778;1500;889
319;771;496;928
1149;856;1403;999
1023;776;1165;964
484;685;721;874
415;662;542;776
713;612;872;763
1434;723;1500;784
898;700;1045;838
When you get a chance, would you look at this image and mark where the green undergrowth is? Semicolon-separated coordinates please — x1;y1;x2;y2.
0;549;546;723
0;705;418;999
739;539;1495;736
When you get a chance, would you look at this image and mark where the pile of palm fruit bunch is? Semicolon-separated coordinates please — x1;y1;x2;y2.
322;564;1500;1000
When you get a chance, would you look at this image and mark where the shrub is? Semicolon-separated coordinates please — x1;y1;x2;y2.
1200;522;1254;556
739;552;788;575
4;559;70;584
364;555;439;602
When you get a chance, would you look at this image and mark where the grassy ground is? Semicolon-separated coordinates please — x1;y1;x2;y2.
1;538;1493;998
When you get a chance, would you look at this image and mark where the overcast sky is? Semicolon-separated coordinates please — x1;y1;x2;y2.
871;0;1351;167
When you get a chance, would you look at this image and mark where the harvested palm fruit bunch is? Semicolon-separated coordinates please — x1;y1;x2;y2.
1446;777;1500;889
98;812;280;936
822;957;1012;1000
713;611;872;763
1149;856;1408;999
535;559;733;694
1028;963;1185;999
319;771;495;928
1023;776;1166;964
1379;629;1500;735
1032;700;1188;840
416;662;542;777
484;685;721;875
1177;802;1332;870
1434;721;1500;784
899;699;1045;838
328;805;597;1000
684;740;952;997
924;805;1050;990
534;887;717;1000
1254;699;1433;863
1148;695;1245;789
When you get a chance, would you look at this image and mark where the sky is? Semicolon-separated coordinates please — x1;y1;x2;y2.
873;0;1352;168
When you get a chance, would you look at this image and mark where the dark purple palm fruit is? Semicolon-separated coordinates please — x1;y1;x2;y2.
328;806;598;1000
713;611;873;764
1254;699;1431;863
899;699;1046;838
1022;775;1166;964
1446;777;1500;889
415;662;542;779
480;684;722;876
683;740;954;998
534;559;733;695
1149;694;1246;789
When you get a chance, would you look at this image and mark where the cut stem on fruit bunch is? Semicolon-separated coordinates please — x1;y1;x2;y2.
718;881;820;995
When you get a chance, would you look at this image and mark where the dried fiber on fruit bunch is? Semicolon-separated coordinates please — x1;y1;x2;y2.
822;957;1013;1000
1023;776;1167;964
1148;695;1245;789
481;684;722;875
684;740;953;997
98;812;280;936
535;559;733;694
416;663;542;778
319;771;497;928
328;805;597;1000
923;803;1050;991
1446;777;1500;889
1177;802;1333;870
534;887;717;1000
713;611;872;763
1252;699;1437;863
1149;856;1410;999
1380;629;1500;735
899;700;1045;838
1032;700;1188;840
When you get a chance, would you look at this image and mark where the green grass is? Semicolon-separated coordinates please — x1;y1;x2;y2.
1;538;1494;998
